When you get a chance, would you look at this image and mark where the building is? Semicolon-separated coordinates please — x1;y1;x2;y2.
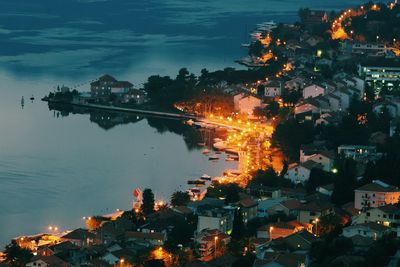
337;145;378;161
264;80;282;97
302;84;326;99
26;255;70;267
197;206;234;234
342;222;391;239
267;199;301;218
61;229;96;248
306;151;335;172
237;198;258;223
257;221;310;240
297;198;334;224
233;93;263;119
316;184;334;197
285;161;323;184
90;74;134;98
195;229;231;259
358;63;400;93
254;251;309;267
354;180;400;210
353;204;400;227
124;231;166;246
123;89;146;104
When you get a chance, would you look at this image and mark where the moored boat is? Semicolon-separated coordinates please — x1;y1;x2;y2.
200;174;211;180
209;155;220;161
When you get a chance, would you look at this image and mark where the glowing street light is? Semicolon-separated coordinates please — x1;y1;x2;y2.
214;236;218;258
269;226;274;241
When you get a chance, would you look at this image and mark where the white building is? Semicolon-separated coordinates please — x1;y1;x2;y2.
337;145;377;161
197;207;234;234
285;161;323;184
342;222;390;239
354;180;400;210
264;81;282;97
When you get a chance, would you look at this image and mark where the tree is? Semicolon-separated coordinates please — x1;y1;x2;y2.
4;241;33;267
231;209;246;240
170;191;190;207
141;188;155;215
306;168;333;194
331;158;358;206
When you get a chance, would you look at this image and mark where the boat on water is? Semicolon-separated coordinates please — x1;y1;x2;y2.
241;43;250;48
223;169;241;176
209;155;220;161
30;95;35;101
200;174;212;180
202;149;210;154
225;157;235;162
186;119;194;126
187;179;206;186
227;155;239;160
21;97;24;107
197;142;206;147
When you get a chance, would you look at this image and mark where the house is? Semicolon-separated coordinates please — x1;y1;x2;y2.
285;77;306;91
354;180;400;210
61;229;96;248
302;84;325;99
237;198;258;223
353;204;400;228
299;142;327;163
264;81;282;97
268;230;318;252
285;161;323;184
373;101;399;118
315;112;341;126
254;251;309;267
325;93;341;111
26;255;70;267
195;229;231;259
342;222;391;239
123;89;146;104
90;74;134;98
267;199;301;217
124;231;166;246
297;198;334;224
197;206;234;234
331;88;352;110
316;184;334;197
233;93;263;119
306;151;335;172
101;248;136;265
257;221;310;240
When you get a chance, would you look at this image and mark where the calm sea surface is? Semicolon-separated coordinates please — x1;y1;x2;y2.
0;0;364;246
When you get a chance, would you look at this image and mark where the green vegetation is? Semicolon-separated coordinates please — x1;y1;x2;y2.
141;188;155;215
170;191;190;207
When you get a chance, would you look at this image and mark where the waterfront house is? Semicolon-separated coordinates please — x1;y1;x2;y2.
342;222;391;240
90;74;134;99
354;180;400;210
123;89;146;104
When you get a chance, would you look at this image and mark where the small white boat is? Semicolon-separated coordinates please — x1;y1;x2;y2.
225;157;235;162
197;142;206;147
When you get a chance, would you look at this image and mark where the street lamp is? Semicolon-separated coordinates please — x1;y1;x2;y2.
269;226;274;241
214;236;218;258
314;218;319;236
